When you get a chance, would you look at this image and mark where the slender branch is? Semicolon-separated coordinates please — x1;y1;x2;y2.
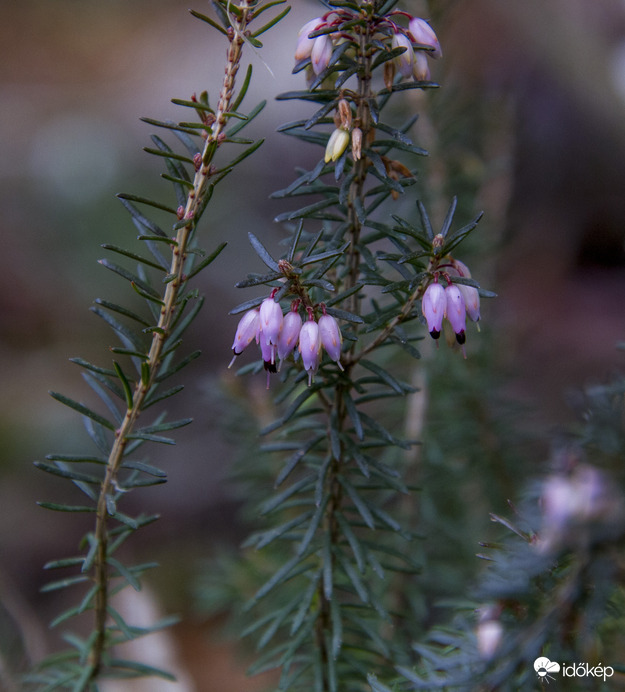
88;3;252;681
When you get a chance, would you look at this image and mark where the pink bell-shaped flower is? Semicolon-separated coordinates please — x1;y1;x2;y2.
319;311;343;370
228;308;260;368
311;33;333;75
445;284;467;344
259;293;283;347
295;17;323;62
278;308;302;368
412;50;431;81
408;17;442;59
449;259;480;323
391;32;414;78
422;282;446;339
298;317;321;386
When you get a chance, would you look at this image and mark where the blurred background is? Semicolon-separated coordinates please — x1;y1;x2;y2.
1;0;625;689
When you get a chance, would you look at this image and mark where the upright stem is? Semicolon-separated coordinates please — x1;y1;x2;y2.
88;4;252;682
314;12;374;688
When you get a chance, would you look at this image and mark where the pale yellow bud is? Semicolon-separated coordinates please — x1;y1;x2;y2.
325;128;350;163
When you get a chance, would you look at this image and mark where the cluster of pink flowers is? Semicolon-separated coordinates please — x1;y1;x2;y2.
294;12;441;82
421;259;480;354
229;290;343;387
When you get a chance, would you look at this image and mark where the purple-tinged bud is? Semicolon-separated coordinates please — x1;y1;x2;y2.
392;32;414;78
325;128;350;163
259;295;283;347
422;282;446;339
278;309;302;367
319;312;344;370
445;284;466;344
295;18;323;62
298;318;321;386
408;17;442;59
228;308;260;368
459;284;480;323
450;259;480;323
412;50;431;81
311;33;332;75
230;308;259;355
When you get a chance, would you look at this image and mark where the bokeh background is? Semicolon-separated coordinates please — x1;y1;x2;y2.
1;0;625;689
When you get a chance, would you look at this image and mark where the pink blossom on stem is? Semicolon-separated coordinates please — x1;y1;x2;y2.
412;50;431;81
445;284;467;344
408;17;442;59
259;294;283;347
294;17;323;62
278;308;302;368
298;317;321;386
392;32;414;78
422;282;446;339
319;311;343;370
311;33;333;75
228;308;260;368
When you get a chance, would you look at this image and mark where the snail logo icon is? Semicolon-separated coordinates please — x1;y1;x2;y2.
534;657;560;683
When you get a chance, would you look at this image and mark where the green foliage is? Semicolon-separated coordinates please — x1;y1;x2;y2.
27;1;290;689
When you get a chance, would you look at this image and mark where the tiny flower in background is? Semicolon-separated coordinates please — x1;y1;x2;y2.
299;315;321;385
325;128;350;163
422;282;446;339
228;308;259;368
445;284;467;345
408;17;442;59
476;607;503;659
318;309;343;371
278;306;303;369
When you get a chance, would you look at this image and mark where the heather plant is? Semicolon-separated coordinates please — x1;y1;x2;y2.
23;1;625;691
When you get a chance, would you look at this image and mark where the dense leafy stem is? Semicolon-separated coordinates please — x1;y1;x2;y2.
28;2;289;689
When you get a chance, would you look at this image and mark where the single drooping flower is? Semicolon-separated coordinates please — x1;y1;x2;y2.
408;17;442;59
298;314;321;386
259;292;283;347
445;284;467;344
449;259;481;323
318;309;343;370
228;308;260;368
421;282;446;339
278;306;303;369
310;32;333;75
392;32;414;78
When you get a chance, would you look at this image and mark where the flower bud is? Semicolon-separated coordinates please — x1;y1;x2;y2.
408;17;442;59
259;295;283;347
277;309;302;367
295;18;322;62
319;313;343;370
311;33;332;75
391;32;414;78
298;318;321;385
351;127;362;161
325;128;350;163
230;308;260;355
338;99;352;130
445;284;466;344
412;50;431;81
422;282;446;338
